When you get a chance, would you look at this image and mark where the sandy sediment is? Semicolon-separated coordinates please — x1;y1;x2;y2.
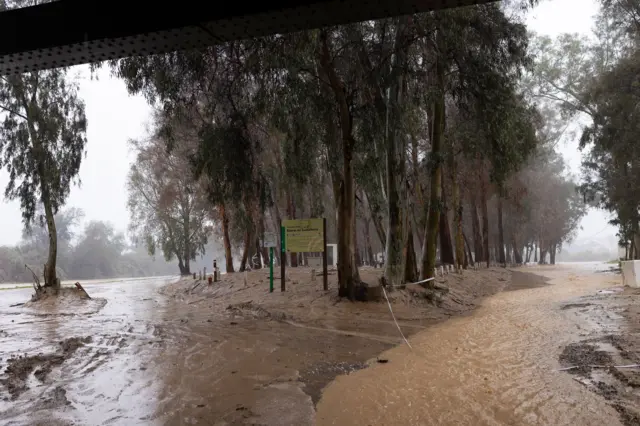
155;265;513;425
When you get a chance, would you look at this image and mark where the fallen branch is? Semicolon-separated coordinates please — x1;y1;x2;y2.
25;264;41;291
74;282;91;299
187;281;203;293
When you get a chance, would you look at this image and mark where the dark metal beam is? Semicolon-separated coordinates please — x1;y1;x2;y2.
0;0;494;75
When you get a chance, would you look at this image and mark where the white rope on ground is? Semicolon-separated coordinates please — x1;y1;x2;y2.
557;364;640;371
382;285;412;350
405;277;435;286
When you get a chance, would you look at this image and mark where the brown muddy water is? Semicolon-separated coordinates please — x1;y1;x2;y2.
0;264;631;426
317;264;625;426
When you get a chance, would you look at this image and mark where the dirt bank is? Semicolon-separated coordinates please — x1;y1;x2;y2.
557;278;640;425
154;266;513;425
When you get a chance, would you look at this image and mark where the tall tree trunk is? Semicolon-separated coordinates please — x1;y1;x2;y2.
480;182;490;268
550;243;557;265
259;215;269;268
220;203;235;273
320;31;360;299
183;217;192;275
513;237;523;264
420;48;445;283
633;230;640;260
255;236;264;268
451;162;464;271
411;135;425;247
439;211;455;265
534;243;538;263
287;193;298;267
463;231;474;267
384;17;409;288
363;216;374;265
42;196;58;288
497;196;506;266
363;187;386;249
470;192;484;264
177;255;186;275
404;227;418;283
239;230;251;272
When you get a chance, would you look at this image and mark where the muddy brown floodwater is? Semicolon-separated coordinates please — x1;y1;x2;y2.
0;264;633;425
317;265;624;426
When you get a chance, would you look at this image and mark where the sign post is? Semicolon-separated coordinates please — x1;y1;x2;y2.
263;232;277;293
322;217;328;291
269;247;274;292
281;218;327;292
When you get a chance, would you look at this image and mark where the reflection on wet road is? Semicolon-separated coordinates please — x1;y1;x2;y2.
0;277;175;425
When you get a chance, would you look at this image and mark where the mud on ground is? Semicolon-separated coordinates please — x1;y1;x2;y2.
559;284;640;425
1;336;91;400
156;266;513;425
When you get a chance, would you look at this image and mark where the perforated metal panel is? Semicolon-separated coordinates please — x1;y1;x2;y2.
0;0;495;75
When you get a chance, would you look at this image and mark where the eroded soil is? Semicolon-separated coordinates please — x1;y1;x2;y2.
556;281;640;425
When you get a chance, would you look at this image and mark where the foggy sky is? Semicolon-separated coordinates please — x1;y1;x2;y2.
0;0;617;249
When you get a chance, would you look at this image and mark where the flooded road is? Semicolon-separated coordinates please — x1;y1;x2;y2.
0;277;176;425
317;265;623;425
0;264;629;425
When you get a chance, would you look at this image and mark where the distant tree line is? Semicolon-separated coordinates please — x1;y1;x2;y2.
0;207;222;284
527;0;640;260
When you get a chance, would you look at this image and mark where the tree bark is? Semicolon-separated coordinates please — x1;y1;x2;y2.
513;237;523;265
463;231;474;267
480;182;490;268
42;196;59;288
363;215;375;265
451;161;464;271
404;227;419;283
320;31;360;299
470;191;483;264
177;256;187;275
497;196;506;266
439;209;455;265
220;203;235;273
550;243;557;265
239;230;251;272
384;17;409;288
420;46;445;283
258;215;269;268
287;193;298;267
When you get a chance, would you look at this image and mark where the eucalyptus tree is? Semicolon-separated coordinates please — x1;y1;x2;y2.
0;70;87;290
